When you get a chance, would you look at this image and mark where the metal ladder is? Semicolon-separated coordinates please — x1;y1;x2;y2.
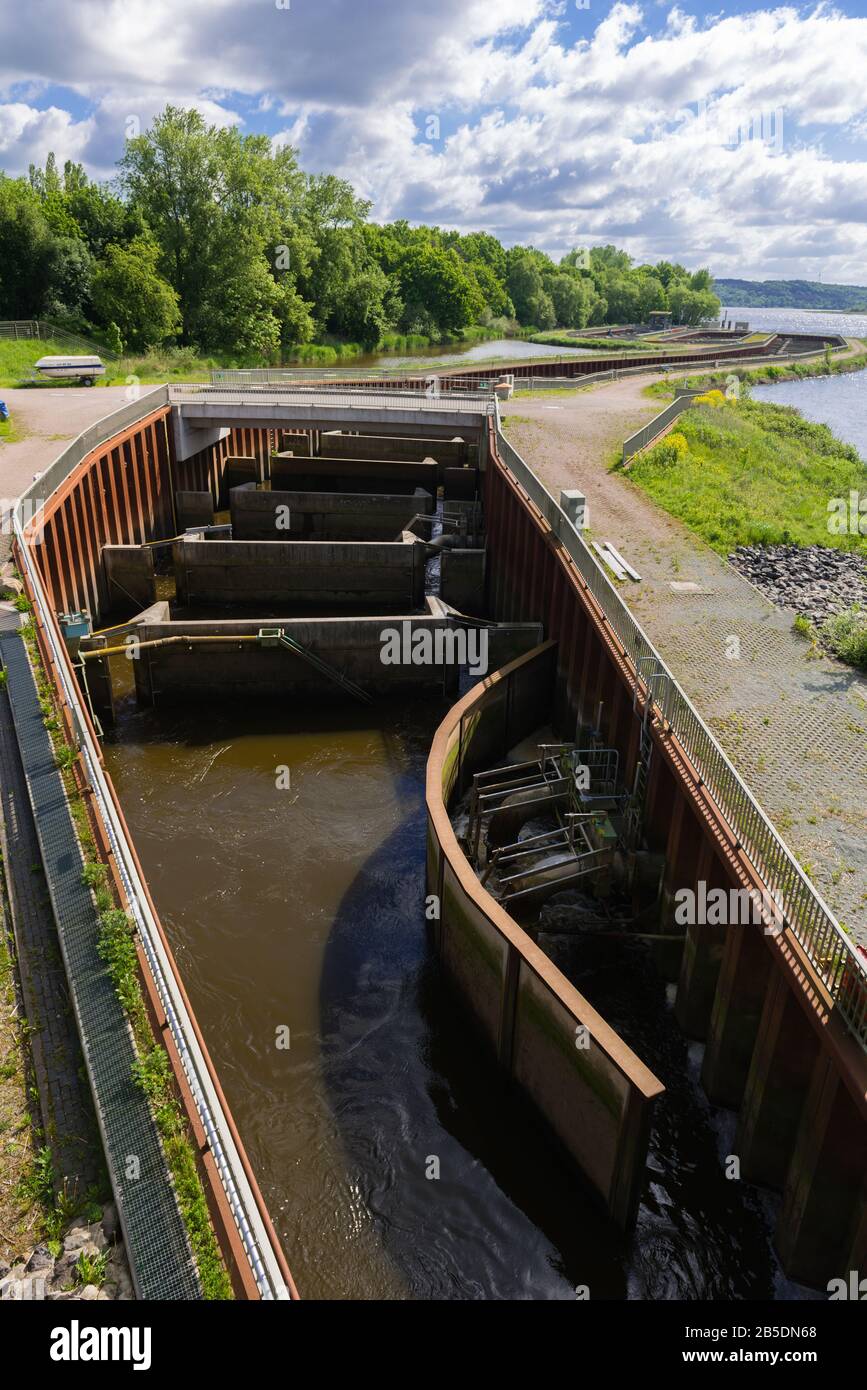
272;631;372;705
624;659;669;849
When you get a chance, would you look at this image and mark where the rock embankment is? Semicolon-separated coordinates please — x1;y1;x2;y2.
0;1204;134;1301
728;544;867;627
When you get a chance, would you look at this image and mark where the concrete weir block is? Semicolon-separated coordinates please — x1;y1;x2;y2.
129;605;470;703
175;490;215;531
560;489;587;529
172;534;427;610
230;486;433;542
319;432;469;469
102;544;156;610
224;455;260;495
270;453;439;498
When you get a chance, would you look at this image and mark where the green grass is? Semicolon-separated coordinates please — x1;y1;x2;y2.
74;1248;108;1288
627;399;867;553
529;331;665;354
0;415;26;444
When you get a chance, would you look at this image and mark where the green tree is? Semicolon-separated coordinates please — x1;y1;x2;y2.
0;176;61;317
120;107;316;352
507;250;548;325
91;238;180;350
331;265;393;349
668;283;720;325
397;243;484;336
547;272;591;328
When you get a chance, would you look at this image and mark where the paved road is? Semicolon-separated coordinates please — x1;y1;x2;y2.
0;385;132;500
504;372;867;946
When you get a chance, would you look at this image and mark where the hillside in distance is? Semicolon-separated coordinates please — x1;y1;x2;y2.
715;278;867;310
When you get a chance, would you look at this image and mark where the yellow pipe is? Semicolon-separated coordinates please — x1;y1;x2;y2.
91;618;138;637
80;634;261;660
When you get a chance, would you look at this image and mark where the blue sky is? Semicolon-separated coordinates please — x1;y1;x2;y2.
2;2;867;281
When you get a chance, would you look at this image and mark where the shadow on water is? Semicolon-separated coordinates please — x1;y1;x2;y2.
319;788;626;1300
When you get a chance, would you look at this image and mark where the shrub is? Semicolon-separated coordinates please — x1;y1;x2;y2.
693;389;727;408
640;432;690;468
821;606;867;670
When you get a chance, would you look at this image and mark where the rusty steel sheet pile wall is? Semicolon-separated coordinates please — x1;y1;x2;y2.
13;395;297;1300
477;422;867;1287
426;643;665;1231
174;426;278;506
33;406;175;620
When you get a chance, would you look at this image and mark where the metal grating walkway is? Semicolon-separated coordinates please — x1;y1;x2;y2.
0;611;202;1300
0;653;102;1193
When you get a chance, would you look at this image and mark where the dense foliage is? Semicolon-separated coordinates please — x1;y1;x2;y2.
0;106;720;359
716;278;867;311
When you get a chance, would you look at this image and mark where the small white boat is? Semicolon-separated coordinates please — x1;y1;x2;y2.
34;355;106;386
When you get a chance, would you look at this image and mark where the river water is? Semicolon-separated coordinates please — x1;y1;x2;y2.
103;682;817;1302
722;305;867;338
355;337;597;370
752;366;867;461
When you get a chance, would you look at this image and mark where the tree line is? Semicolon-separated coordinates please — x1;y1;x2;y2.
0;106;721;359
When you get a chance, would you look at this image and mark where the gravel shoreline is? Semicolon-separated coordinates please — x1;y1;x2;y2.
728;544;867;629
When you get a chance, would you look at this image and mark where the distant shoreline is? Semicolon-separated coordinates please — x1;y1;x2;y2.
723;304;863;317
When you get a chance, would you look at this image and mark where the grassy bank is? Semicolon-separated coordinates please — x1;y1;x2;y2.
530;331;665;354
0;323;510;389
644;345;867;400
626;398;867;554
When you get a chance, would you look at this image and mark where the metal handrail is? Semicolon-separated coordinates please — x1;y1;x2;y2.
622;392;703;461
172;383;496;414
492;408;866;1049
13;388;292;1298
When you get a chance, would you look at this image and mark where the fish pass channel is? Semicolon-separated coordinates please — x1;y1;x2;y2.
101;676;818;1301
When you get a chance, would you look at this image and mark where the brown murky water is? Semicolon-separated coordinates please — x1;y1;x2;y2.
103;671;819;1301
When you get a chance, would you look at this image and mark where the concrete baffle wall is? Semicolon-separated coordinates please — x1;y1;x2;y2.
426;641;665;1231
230;486;433;542
173;533;427;610
271;453;439;497
126;607;540;703
102;544;156;611
175;490;215;531
319;432;470;469
223;455;260;496
441;549;486;616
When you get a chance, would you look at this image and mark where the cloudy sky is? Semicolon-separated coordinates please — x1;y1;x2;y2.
1;1;866;281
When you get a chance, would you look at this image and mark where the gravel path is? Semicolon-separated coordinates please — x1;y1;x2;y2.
504;365;867;946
